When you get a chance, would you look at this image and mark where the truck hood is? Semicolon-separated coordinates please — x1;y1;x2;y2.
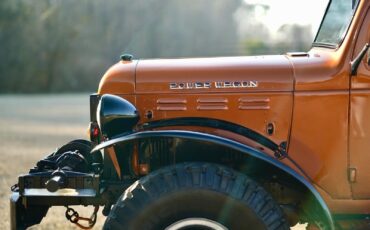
97;55;295;163
98;55;294;95
136;55;294;94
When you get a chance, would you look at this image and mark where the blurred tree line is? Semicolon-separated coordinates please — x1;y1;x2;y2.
0;0;313;93
235;3;313;55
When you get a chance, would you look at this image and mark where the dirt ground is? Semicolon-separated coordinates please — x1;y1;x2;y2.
0;94;305;229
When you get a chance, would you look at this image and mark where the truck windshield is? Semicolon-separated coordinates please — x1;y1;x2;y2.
314;0;360;48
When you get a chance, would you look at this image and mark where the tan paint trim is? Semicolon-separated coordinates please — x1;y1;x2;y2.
106;147;121;179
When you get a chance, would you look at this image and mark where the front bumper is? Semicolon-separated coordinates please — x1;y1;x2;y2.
10;171;102;230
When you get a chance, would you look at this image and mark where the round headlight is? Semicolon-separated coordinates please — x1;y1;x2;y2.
97;94;139;138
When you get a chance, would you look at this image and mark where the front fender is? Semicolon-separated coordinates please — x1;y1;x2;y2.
93;130;334;229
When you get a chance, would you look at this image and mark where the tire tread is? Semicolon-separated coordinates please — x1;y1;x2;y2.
104;162;289;230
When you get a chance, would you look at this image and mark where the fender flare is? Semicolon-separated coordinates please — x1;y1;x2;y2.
138;117;288;158
92;130;334;229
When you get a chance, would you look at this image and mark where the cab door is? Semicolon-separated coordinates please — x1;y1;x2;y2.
349;8;370;199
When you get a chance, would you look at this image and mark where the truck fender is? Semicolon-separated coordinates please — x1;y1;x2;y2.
92;129;334;229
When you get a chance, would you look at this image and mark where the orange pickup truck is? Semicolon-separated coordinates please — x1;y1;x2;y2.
10;0;370;229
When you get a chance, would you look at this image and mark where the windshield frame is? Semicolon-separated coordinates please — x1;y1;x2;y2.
312;0;360;49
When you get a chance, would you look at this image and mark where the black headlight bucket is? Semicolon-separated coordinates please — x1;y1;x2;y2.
97;94;139;138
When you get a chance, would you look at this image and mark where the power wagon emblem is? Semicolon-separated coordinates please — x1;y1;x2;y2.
169;81;258;90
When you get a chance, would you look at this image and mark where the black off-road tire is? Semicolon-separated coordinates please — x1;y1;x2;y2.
104;162;289;230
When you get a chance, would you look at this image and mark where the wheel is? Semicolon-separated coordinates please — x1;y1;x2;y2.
104;162;289;230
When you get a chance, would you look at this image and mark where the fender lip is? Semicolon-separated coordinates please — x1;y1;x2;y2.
93;129;334;229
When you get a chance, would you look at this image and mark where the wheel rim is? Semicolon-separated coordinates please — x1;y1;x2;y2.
165;218;228;230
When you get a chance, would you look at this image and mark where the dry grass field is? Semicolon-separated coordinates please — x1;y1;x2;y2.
0;94;305;230
0;94;105;229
